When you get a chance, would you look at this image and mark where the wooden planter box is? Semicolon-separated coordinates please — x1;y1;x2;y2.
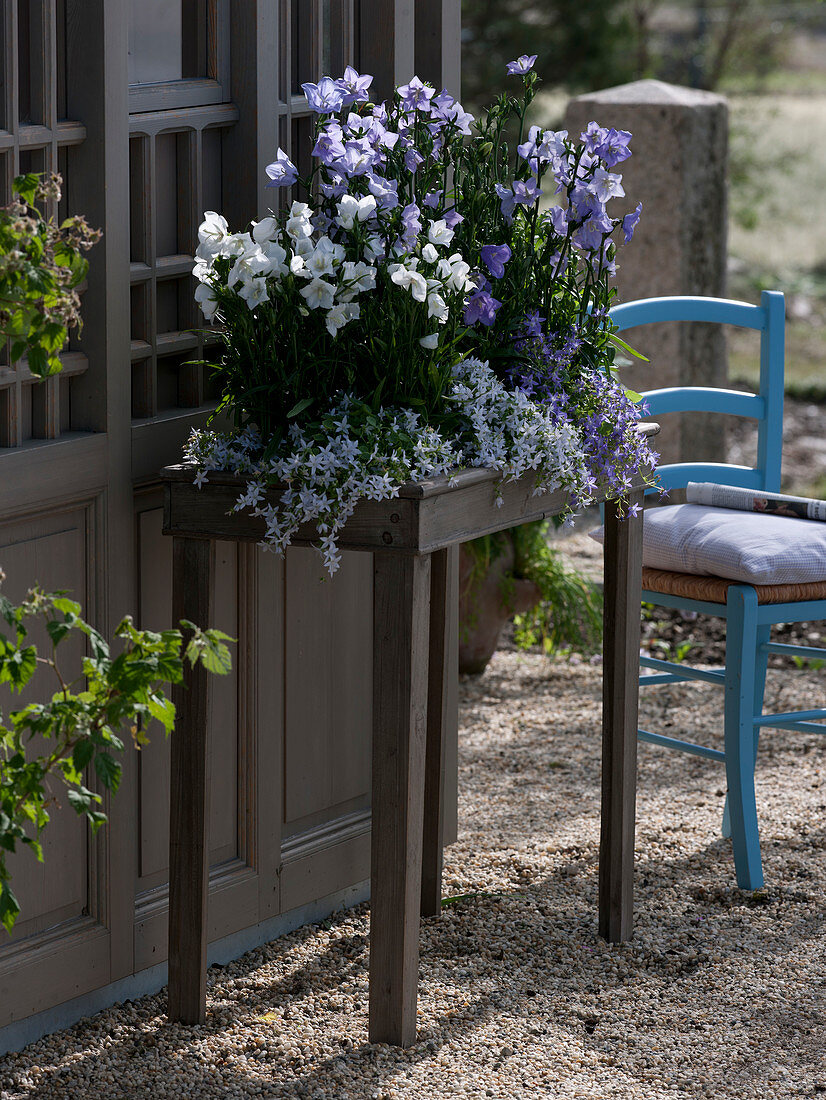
162;459;648;1047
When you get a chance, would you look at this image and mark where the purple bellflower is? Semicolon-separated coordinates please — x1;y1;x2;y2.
598;128;633;168
302;76;345;114
445;103;474;135
518;126;569;173
367;174;400;210
312;125;346;165
404;146;425;172
573;209;613;252
335;66;373;106
517;125;543;170
495;178;541;221
580;121;608;156
320;173;348;200
265;149;298;188
506;54;537;75
463;290;502;327
547;205;569;237
622;201;643;243
337;140;378;176
589;167;625;204
431;88;455;112
399;202;422;250
397;76;435;112
480;244;512;279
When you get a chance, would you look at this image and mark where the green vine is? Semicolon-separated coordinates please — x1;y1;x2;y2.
0;570;233;933
0;172;100;377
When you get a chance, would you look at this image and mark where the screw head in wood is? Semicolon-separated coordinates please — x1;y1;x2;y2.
382;532;393;544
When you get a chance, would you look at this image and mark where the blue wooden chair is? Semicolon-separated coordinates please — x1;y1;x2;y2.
609;291;826;890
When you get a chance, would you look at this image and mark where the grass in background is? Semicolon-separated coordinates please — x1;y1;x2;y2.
726;91;826;400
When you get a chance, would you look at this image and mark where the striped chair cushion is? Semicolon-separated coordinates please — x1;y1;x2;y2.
589;504;826;585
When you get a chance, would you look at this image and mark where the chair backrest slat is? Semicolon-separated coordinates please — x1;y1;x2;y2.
642;388;765;419
656;463;766;491
608;291;785;493
610;296;765;330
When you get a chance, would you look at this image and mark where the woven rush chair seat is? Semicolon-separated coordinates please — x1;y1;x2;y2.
642;567;826;606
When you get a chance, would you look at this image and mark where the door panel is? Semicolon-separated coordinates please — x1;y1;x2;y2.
135;505;239;895
283;548;373;832
0;516;90;945
0;500;112;1025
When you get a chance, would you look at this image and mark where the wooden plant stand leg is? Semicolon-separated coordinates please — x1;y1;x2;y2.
420;546;456;918
369;551;431;1047
167;536;215;1024
599;493;644;943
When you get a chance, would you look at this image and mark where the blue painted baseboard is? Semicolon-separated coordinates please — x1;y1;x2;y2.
0;880;370;1056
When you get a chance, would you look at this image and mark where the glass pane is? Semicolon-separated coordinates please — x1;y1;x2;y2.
291;0;315;95
321;0;331;79
128;0;183;85
17;0;32;125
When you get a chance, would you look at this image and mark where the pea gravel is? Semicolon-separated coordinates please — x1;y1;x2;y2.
2;653;825;1099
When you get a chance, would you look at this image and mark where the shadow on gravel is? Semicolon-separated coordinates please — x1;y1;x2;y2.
4;664;824;1099
4;831;825;1100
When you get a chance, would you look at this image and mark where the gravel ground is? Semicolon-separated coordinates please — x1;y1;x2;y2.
2;654;825;1100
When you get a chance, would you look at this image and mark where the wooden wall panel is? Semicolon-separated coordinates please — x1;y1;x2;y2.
135;506;239;896
358;0;414;98
283;548;373;834
0;515;90;947
136;509;173;887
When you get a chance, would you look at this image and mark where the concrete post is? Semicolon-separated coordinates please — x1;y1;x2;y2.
565;80;729;465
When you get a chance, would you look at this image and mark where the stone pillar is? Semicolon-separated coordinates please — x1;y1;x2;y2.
565;80;729;465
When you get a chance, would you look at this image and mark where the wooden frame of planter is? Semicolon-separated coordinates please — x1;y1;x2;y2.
162;443;653;1047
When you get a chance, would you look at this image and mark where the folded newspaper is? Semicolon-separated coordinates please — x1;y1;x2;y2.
686;482;826;522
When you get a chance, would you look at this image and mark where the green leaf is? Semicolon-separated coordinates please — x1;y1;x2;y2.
46;619;72;647
0;644;38;691
72;739;95;772
40;321;67;353
67;787;97;813
286;397;314;418
13;173;39;208
93;752;121;794
9;340;27;365
187;630;234;676
26;345;61;378
370;376;386;413
51;596;82;617
0;882;21;934
86;810;108;833
82;626;110;660
146;694;176;735
609;334;649;362
0;594;16;629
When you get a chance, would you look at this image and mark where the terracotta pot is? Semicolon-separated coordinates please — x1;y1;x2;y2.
458;541;542;675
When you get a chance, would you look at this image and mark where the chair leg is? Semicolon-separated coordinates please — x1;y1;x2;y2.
723;587;764;890
722;623;770;840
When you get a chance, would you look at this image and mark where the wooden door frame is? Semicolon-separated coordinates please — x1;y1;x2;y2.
64;0;134;985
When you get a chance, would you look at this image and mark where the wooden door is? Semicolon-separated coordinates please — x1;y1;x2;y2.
0;0;460;1031
0;0;133;1022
